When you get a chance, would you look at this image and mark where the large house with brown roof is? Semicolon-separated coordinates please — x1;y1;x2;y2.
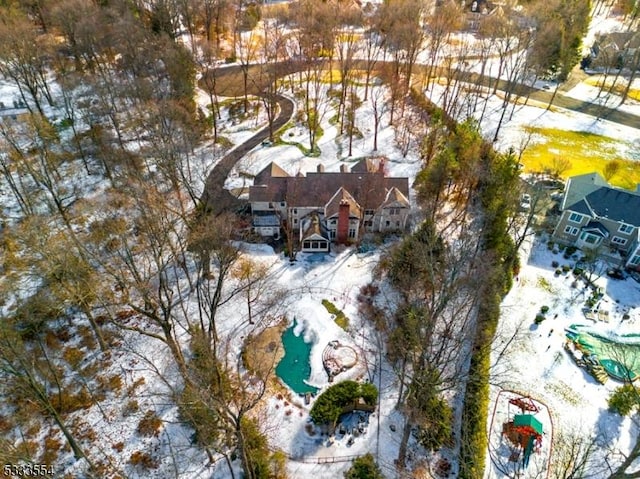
249;159;411;252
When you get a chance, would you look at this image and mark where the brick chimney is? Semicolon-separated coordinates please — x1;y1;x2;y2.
337;200;350;244
378;158;385;175
340;164;348;173
317;164;325;173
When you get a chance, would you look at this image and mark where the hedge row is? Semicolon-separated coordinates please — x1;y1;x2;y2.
458;147;518;479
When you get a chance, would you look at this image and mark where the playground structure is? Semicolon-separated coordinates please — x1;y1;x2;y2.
489;390;553;478
565;324;640;383
322;340;358;382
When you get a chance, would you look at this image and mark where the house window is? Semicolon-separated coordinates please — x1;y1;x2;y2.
619;224;634;234
293;208;298;215
364;220;373;228
348;228;356;238
569;212;583;223
330;219;336;225
580;232;600;245
319;241;328;249
330;230;336;239
312;241;319;249
385;221;390;227
396;221;400;227
365;209;375;216
564;225;579;236
389;208;400;216
630;255;640;266
303;241;311;249
268;202;274;209
611;236;627;245
280;202;286;207
293;219;298;225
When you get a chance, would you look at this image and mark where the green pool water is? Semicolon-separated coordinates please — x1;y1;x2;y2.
275;320;318;394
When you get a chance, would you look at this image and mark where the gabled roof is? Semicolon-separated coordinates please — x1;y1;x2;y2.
254;162;290;185
300;214;328;242
325;187;361;218
583;221;609;237
249;163;410;210
381;187;410;208
350;157;386;174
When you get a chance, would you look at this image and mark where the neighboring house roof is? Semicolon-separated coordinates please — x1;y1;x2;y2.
561;173;608;211
249;163;410;210
562;172;640;227
595;32;640;55
583;188;640;226
325;188;361;218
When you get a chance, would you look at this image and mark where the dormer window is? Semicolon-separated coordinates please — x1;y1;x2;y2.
568;212;583;223
619;223;634;234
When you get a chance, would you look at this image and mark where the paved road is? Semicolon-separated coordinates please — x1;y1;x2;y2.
210;62;640;130
465;73;640;129
200;94;294;215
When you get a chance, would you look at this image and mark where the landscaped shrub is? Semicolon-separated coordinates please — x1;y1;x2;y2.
540;305;550;314
344;453;383;479
608;384;639;416
562;265;571;273
566;246;578;256
573;267;584;276
310;381;377;426
555;268;562;276
534;314;546;324
321;299;349;330
547;241;554;250
551;260;559;268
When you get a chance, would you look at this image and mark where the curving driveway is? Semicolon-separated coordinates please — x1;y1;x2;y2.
200;94;294;214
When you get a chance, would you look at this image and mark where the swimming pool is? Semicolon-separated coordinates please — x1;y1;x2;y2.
275;319;318;394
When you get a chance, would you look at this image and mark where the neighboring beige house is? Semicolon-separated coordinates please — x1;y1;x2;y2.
591;31;640;68
249;159;410;253
552;173;640;269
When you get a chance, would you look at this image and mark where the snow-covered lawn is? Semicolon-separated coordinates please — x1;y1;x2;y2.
487;234;640;478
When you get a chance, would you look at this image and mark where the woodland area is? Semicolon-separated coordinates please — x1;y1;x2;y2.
0;0;638;478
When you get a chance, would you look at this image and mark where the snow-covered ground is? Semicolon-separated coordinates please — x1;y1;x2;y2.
2;3;640;477
486;234;640;478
